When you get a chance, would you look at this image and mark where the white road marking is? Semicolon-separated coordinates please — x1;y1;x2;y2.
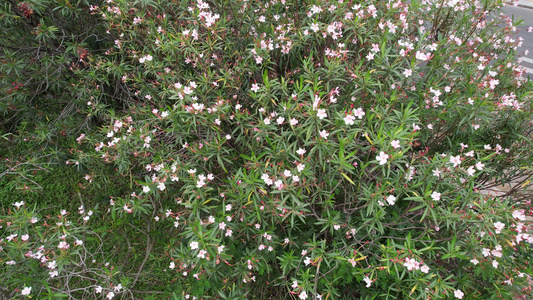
519;57;533;65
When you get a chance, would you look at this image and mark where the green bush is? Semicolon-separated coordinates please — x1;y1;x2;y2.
1;0;533;299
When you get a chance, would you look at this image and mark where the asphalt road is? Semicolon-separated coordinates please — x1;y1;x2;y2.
502;5;533;75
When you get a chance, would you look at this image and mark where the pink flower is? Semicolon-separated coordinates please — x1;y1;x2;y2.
344;114;355;125
449;155;461;167
58;241;69;249
494;221;505;234
354;108;365;119
348;257;356;267
197;250;207;258
513;210;526;221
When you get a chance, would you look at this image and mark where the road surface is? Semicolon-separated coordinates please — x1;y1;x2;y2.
503;4;533;76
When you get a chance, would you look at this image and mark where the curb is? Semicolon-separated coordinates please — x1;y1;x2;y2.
513;0;533;9
505;0;533;9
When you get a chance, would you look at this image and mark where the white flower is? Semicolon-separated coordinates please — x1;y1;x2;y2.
376;151;389;165
386;195;396;205
363;276;372;288
299;291;308;300
492;260;499;268
190;241;199;250
274;180;283;190
290;118;298;126
304;256;311;266
13;201;25;208
292;280;299;289
466;166;475;177
58;241;69;249
296;148;306;156
420;265;430;273
513;210;526;221
197;250;207;258
143;186;150;193
475;161;485;170
404;258;420;271
494;221;505;234
449;155;461;167
354;107;365;119
403;69;412;77
21;287;31;296
107;291;115;299
317;109;327;119
344;114;355;125
157;182;165;191
454;289;464;299
251;83;260;93
470;258;479;265
391;140;400;149
226;134;231;140
48;261;57;269
319;130;329;139
431;191;441;201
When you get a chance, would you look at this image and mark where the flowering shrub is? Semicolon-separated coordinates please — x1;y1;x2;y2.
2;0;533;299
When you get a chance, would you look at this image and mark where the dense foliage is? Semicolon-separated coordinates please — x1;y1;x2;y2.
1;0;533;299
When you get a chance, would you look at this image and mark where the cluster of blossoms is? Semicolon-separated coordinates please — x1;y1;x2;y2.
261;168;301;190
403;257;430;273
138;54;153;64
